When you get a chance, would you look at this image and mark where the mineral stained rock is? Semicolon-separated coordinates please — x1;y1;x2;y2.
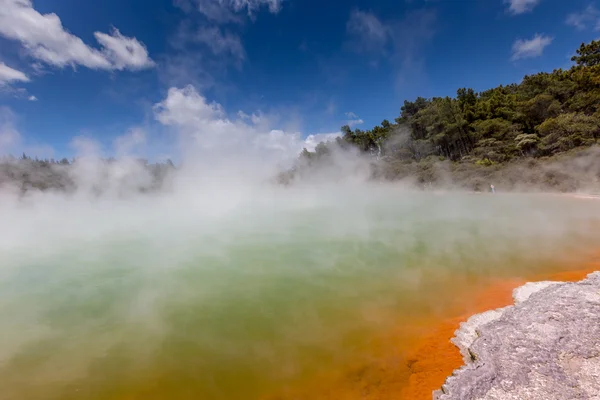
435;272;600;400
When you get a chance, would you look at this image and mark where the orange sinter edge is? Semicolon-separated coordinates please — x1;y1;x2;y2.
267;251;600;400
401;254;600;400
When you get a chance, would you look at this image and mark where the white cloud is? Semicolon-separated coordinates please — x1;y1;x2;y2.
236;110;265;124
176;0;283;22
346;10;389;53
94;29;156;71
164;21;246;90
167;0;281;93
0;63;37;101
505;0;541;15
0;0;154;71
303;132;341;152
0;62;29;85
193;27;246;63
153;85;339;163
230;0;282;14
344;112;364;127
154;85;226;129
250;112;263;125
566;5;600;31
0;86;37;101
511;34;553;60
254;129;302;153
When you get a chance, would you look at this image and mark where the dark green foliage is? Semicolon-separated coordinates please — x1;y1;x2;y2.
571;40;600;67
298;40;600;174
536;113;599;154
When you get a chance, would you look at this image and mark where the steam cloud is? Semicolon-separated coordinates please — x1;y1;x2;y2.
0;85;599;400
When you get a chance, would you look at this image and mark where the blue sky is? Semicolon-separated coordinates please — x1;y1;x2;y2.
0;0;599;160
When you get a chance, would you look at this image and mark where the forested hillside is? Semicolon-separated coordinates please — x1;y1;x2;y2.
287;40;600;192
3;41;600;194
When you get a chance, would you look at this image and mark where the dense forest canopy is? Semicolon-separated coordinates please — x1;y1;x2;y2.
311;39;600;163
284;40;600;191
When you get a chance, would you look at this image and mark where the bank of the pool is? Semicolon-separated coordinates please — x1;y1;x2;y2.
259;250;600;400
435;268;600;399
409;255;600;400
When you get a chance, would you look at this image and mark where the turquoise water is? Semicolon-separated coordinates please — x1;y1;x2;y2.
0;188;598;399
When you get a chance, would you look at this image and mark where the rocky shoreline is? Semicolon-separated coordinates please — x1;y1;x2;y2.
434;272;600;400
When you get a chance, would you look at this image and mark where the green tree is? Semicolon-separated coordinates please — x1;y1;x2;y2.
571;40;600;67
537;113;600;153
521;93;561;128
514;133;540;155
287;39;600;181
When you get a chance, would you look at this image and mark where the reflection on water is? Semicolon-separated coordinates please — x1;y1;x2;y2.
0;191;598;400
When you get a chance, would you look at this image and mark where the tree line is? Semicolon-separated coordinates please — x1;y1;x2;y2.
0;154;176;194
300;40;600;169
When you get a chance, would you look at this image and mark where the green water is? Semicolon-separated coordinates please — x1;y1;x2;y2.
0;189;598;399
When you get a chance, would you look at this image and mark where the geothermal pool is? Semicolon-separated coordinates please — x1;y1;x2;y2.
0;187;598;400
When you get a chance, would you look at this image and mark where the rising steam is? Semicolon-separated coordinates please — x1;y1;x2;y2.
0;85;599;400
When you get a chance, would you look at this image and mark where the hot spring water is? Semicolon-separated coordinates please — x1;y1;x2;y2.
0;187;598;399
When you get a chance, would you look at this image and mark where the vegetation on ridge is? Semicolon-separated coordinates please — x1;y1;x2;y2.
286;40;600;191
3;41;600;194
0;154;176;195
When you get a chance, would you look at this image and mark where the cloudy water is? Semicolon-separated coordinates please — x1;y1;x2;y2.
0;186;599;400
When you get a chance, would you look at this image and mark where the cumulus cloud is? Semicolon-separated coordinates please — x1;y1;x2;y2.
511;34;553;61
153;85;264;146
566;4;600;31
505;0;541;15
154;85;227;130
254;129;302;153
153;85;339;166
0;0;154;71
303;132;342;151
28;95;37;101
175;0;283;22
0;62;29;85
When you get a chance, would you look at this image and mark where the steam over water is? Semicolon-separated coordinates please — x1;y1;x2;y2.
1;185;599;400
